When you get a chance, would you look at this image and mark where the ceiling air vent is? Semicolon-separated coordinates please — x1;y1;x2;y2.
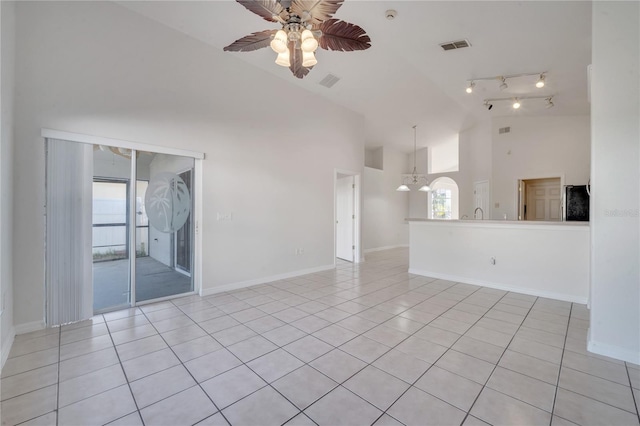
319;73;341;88
439;39;471;51
499;126;511;134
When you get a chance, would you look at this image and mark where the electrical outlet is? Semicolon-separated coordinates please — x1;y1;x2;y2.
490;257;496;265
216;213;233;221
294;248;305;255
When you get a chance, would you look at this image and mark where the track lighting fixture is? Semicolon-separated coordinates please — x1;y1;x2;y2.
545;97;554;108
482;95;555;111
465;71;548;93
466;81;475;94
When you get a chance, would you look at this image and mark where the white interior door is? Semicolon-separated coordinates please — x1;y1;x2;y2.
336;175;354;262
473;181;490;219
525;178;562;221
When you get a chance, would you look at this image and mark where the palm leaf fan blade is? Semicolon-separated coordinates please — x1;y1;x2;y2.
317;19;371;51
291;0;343;25
236;0;284;22
288;41;311;79
223;30;277;52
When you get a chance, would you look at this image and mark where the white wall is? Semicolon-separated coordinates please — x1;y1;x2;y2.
409;221;590;303
491;115;590;220
422;121;492;220
11;2;364;328
589;2;639;363
363;146;409;251
1;0;16;366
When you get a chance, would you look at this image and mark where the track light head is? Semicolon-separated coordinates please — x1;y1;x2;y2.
499;77;508;90
536;73;546;88
545;97;554;108
512;98;521;109
466;81;475;94
484;101;493;111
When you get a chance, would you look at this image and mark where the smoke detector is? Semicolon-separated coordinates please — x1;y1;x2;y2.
385;10;397;20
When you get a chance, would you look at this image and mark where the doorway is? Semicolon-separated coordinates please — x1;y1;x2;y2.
335;171;360;263
90;145;197;311
519;177;562;221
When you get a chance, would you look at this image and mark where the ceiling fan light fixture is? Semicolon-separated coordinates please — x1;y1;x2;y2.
300;29;318;52
536;73;546;88
270;29;289;54
302;50;318;67
275;48;291;67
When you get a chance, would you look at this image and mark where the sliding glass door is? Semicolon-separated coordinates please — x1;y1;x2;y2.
135;152;194;303
91;145;196;312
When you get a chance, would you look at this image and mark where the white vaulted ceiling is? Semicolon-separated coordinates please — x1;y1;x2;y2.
117;1;592;152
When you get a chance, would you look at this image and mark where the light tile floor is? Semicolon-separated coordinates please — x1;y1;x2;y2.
1;248;639;425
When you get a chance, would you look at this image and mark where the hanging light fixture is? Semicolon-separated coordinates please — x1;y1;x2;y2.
397;125;431;192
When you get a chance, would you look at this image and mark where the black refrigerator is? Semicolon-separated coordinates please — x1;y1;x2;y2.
565;185;590;221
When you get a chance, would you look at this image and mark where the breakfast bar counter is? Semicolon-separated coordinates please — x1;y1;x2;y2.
406;219;590;303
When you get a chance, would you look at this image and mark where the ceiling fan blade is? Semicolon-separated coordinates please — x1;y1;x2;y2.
236;0;284;22
289;41;312;79
291;0;343;25
317;19;371;51
223;30;277;52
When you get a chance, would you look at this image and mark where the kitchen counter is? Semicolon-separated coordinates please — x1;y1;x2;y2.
407;219;590;303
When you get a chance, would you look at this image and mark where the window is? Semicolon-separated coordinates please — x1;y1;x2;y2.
432;188;453;219
428;177;459;220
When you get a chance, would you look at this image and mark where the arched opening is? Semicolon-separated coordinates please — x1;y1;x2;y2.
428;177;459;220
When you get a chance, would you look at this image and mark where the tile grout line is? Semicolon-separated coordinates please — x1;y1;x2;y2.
626;362;640;423
136;303;232;426
102;312;146;426
459;293;539;425
384;287;517;425
547;302;574;426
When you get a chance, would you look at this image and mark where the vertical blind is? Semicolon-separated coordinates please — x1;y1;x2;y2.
45;139;93;326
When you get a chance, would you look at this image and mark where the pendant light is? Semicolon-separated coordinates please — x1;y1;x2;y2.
396;125;431;192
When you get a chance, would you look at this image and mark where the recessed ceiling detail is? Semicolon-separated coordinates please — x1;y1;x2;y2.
439;39;471;51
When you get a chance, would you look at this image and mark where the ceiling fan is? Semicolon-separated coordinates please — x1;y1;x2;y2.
223;0;371;79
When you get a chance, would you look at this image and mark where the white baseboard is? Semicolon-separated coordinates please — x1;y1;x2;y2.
588;330;640;364
364;244;409;254
1;326;15;370
201;264;336;297
14;320;46;335
408;268;588;304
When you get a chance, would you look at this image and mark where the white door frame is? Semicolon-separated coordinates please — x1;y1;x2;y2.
41;128;205;307
334;169;362;264
515;174;564;221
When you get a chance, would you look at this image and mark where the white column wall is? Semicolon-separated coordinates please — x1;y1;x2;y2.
1;0;16;366
589;1;640;363
362;146;410;252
